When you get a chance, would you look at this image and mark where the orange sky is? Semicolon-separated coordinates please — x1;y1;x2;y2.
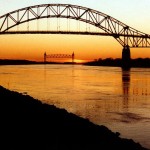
0;2;150;61
0;33;150;62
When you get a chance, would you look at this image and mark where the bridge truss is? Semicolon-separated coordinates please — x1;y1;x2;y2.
44;52;75;63
0;4;150;48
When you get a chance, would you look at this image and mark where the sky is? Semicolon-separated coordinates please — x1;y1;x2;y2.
0;0;150;62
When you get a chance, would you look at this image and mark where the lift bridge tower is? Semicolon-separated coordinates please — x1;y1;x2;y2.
44;52;75;63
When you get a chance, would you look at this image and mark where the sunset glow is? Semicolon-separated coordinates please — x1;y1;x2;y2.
0;1;150;149
0;0;150;61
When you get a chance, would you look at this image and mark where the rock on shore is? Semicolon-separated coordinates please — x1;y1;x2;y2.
0;86;148;150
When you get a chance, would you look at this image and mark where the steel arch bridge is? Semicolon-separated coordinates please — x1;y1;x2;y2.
0;3;150;48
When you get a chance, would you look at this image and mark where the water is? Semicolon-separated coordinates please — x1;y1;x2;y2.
0;64;150;149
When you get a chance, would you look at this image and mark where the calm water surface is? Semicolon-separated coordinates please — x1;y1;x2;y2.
0;65;150;148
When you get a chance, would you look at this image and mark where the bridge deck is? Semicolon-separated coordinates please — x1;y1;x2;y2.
0;30;148;38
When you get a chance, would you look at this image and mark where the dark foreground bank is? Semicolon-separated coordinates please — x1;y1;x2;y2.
0;86;148;150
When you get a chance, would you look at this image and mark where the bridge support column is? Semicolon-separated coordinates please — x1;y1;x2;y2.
72;52;75;63
122;46;131;69
44;52;46;63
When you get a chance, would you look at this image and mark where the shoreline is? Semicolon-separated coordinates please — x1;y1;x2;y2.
0;59;150;68
0;86;148;150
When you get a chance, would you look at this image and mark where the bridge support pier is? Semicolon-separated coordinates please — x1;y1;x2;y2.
44;52;47;63
122;46;131;69
72;52;75;63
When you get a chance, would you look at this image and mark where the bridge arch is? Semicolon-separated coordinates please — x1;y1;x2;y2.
0;4;150;48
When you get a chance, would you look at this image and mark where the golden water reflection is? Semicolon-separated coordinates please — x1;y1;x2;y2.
0;65;150;148
122;68;130;100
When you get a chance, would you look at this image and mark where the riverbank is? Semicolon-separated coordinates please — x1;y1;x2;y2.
0;59;77;65
0;86;148;150
1;58;150;68
84;58;150;68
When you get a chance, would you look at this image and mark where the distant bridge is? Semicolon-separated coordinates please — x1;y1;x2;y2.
0;4;150;67
44;52;75;63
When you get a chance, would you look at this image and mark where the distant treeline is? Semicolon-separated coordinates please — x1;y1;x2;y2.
0;59;75;65
0;58;150;67
0;59;39;65
84;58;150;68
